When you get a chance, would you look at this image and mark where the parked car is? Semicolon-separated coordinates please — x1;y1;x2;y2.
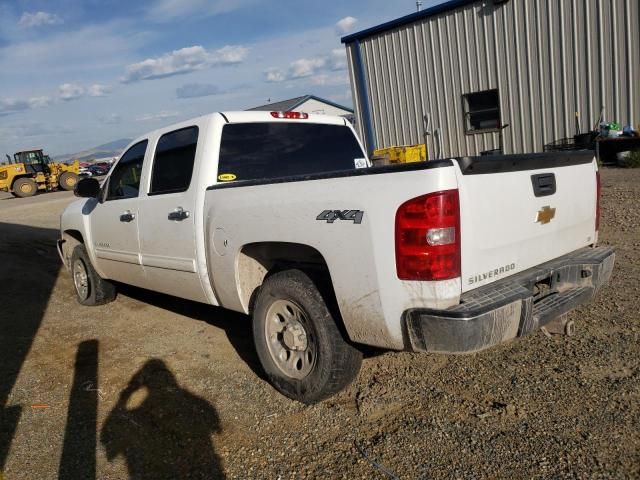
58;111;614;403
78;167;92;177
88;164;110;176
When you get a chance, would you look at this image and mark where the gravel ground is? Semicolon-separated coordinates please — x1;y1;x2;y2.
0;168;638;479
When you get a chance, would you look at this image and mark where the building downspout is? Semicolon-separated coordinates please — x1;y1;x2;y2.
353;40;376;154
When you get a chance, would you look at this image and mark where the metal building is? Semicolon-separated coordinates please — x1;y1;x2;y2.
342;0;640;158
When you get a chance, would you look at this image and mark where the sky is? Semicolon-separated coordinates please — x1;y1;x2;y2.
0;0;441;157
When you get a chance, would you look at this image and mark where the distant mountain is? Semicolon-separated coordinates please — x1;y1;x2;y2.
54;138;132;163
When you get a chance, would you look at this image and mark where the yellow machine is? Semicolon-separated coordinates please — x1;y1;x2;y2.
371;143;427;165
0;149;80;197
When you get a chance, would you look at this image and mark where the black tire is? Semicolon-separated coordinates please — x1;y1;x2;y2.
59;172;79;191
13;177;38;198
252;269;362;404
70;244;116;306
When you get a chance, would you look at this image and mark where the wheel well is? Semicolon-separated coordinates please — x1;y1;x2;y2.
11;175;35;188
61;230;84;266
237;242;332;313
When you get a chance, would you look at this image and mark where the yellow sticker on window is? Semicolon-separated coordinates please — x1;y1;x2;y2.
218;173;237;181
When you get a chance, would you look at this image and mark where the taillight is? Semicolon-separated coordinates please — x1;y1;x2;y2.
270;111;309;119
595;171;601;232
395;190;461;281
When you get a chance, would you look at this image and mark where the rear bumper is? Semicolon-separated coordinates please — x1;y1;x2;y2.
404;247;615;354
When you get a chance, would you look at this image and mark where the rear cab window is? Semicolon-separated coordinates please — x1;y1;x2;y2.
217;123;366;182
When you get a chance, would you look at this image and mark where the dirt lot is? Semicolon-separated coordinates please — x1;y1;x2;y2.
0;168;638;479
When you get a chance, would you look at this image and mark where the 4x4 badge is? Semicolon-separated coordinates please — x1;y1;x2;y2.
316;210;364;224
536;206;556;225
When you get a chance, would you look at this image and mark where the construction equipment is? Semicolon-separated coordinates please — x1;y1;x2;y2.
0;149;80;198
371;143;427;166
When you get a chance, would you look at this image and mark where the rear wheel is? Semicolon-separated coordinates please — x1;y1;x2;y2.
13;178;38;198
252;269;362;404
59;172;79;191
70;244;116;306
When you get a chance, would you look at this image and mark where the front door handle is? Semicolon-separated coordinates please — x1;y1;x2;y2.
168;207;190;221
120;211;135;222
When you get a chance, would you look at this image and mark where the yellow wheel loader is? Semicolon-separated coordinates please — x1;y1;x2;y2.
0;149;80;198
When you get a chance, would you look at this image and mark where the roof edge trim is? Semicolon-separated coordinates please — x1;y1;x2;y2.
341;0;478;43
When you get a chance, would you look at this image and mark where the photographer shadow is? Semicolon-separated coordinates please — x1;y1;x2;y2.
100;359;225;479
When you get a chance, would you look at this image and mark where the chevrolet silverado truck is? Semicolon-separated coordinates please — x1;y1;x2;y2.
58;111;614;403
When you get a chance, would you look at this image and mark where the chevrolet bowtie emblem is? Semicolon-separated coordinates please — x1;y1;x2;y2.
536;206;556;224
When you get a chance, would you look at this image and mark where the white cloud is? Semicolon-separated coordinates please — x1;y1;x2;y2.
59;83;85;101
18;11;63;28
135;111;179;122
289;57;326;79
330;48;347;71
216;45;249;64
265;68;286;83
335;16;357;35
28;96;53;108
176;83;221;99
121;45;249;83
0;98;30;115
88;84;112;97
264;49;346;83
0;95;53;115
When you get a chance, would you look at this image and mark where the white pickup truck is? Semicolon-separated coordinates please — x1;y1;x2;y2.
58;111;614;403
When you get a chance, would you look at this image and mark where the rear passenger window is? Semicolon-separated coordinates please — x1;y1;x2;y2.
106;140;148;201
150;126;199;195
218;123;365;182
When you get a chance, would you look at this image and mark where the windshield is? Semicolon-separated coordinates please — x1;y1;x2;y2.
15;151;44;165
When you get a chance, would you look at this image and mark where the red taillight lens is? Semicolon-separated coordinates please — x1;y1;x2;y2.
595;171;601;232
395;190;461;281
270;111;309;119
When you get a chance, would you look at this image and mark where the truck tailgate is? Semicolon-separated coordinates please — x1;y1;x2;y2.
456;152;598;293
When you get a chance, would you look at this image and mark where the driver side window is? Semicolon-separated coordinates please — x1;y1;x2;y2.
106;140;148;201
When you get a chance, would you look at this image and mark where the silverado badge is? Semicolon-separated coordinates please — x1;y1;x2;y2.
536;206;556;225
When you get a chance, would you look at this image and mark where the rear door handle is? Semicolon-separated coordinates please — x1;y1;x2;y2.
120;211;135;222
168;207;190;221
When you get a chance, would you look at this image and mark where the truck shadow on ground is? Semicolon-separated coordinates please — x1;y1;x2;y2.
0;222;61;471
116;284;266;380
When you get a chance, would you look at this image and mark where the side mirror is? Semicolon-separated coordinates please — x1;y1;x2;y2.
74;177;101;198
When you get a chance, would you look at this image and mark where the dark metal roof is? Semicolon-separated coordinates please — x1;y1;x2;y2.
248;95;353;113
341;0;477;43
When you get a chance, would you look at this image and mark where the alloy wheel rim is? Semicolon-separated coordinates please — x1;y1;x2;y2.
264;299;316;379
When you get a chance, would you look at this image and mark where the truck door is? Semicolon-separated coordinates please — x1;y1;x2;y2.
89;140;148;286
137;125;208;303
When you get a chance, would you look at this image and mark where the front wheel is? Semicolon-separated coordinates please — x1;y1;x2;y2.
70;244;116;306
58;172;79;191
252;269;362;404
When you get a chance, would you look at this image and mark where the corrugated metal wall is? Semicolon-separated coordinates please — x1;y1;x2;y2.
346;0;640;157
